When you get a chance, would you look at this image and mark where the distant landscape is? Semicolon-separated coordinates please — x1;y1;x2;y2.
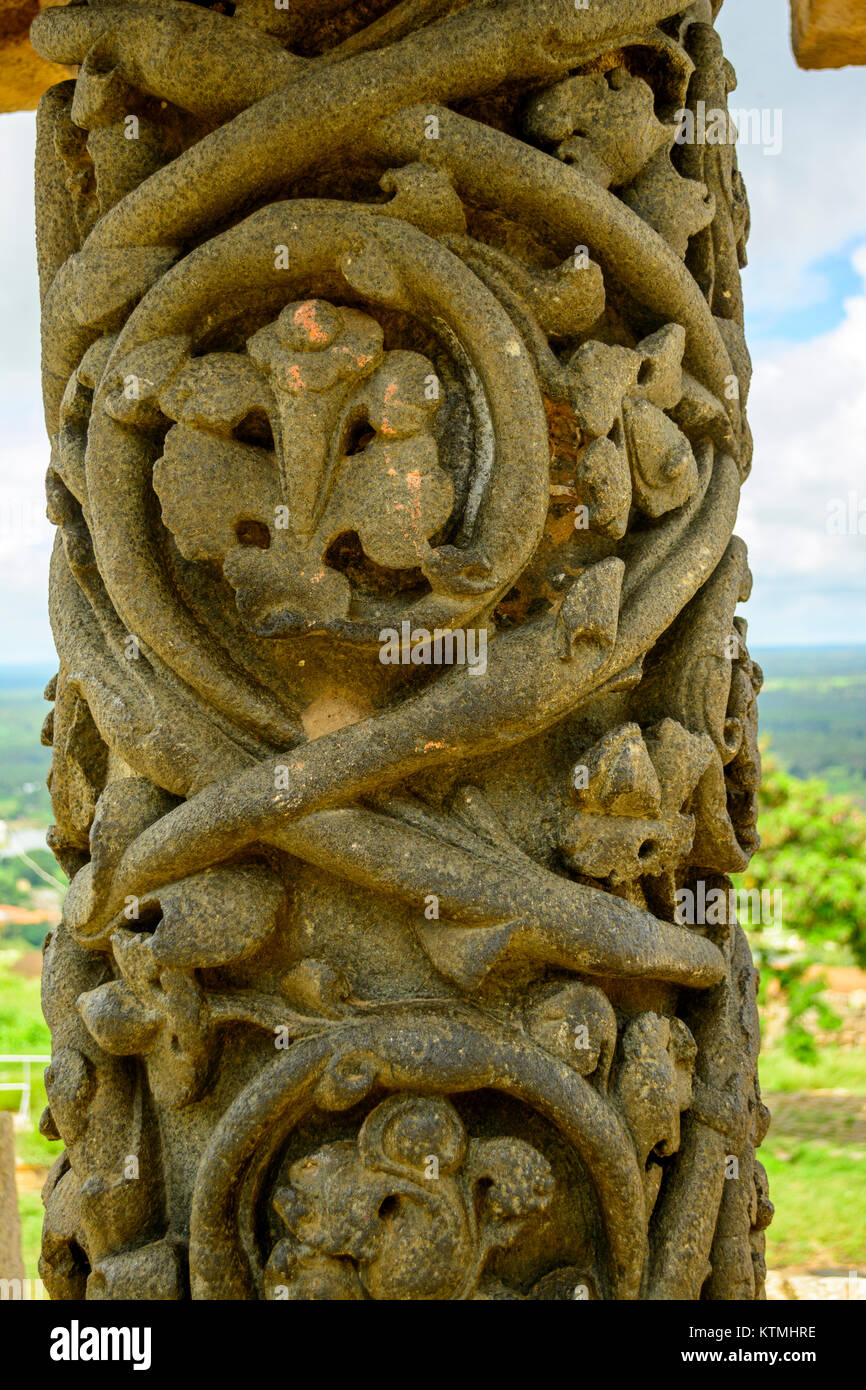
753;646;866;801
0;663;54;826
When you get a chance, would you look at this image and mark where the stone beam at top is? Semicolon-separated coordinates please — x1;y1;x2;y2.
791;0;866;68
0;0;71;113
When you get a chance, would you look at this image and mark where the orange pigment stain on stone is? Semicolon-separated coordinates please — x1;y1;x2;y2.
293;301;329;343
379;383;399;435
337;347;374;369
405;471;423;529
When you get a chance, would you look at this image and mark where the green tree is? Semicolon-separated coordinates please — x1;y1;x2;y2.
734;756;866;1061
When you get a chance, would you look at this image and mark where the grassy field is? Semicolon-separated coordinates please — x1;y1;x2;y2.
18;1193;44;1280
1;950;61;1279
759;1047;866;1269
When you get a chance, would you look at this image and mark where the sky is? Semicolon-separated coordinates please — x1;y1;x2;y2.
0;0;864;664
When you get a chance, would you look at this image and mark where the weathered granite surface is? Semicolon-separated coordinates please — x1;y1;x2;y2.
32;0;773;1300
791;0;866;69
4;0;866;116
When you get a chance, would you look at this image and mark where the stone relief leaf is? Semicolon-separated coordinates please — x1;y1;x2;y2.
77;978;162;1057
153;310;449;630
621;147;716;259
525;68;671;190
621;396;700;516
158;353;270;432
153;426;278;562
268;1093;553;1301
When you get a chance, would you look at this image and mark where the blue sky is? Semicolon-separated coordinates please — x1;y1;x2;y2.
0;0;864;661
715;0;866;646
747;241;864;349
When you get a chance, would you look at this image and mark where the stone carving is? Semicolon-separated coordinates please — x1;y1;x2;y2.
264;1093;554;1301
32;0;771;1300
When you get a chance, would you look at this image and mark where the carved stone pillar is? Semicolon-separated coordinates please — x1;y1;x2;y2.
33;0;771;1301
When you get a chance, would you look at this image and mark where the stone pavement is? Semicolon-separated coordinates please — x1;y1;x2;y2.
766;1270;865;1300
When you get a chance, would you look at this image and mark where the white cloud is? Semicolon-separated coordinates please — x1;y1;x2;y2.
0;430;55;666
0;113;40;372
0;9;864;660
736;245;866;644
0;113;51;665
718;0;866;319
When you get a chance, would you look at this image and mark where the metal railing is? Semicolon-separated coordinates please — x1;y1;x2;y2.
0;1055;50;1129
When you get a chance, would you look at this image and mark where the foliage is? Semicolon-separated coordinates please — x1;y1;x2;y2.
0;848;64;903
758;1043;866;1096
0;956;51;1053
0;849;64;956
735;755;866;1062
